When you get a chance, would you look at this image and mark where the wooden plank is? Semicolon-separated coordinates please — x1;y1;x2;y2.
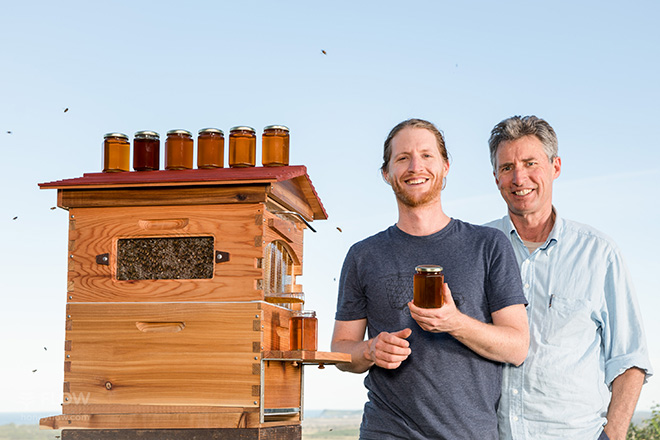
59;185;268;209
41;411;262;430
57;425;301;439
64;303;263;408
262;351;351;365
67;204;264;302
62;404;259;415
264;361;301;411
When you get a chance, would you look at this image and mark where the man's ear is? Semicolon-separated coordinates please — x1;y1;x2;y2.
381;169;391;185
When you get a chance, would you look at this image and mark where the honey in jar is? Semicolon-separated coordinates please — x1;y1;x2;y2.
197;128;224;169
165;129;194;170
228;126;256;167
262;125;290;167
289;310;317;351
413;265;444;308
103;132;130;172
133;130;160;171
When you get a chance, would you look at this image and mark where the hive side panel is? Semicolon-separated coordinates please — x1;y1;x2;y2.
63;303;263;409
67;204;264;302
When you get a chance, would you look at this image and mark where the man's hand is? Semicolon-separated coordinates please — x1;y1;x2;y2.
408;283;464;333
365;328;413;369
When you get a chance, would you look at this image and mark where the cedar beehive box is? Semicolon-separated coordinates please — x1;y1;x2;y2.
38;166;350;433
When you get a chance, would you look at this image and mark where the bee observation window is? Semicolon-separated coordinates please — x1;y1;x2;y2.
116;236;214;280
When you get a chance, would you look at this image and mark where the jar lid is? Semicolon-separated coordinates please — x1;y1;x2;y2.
264;125;289;132
415;265;443;273
134;130;160;139
198;128;224;135
292;310;316;318
104;132;128;140
167;129;192;136
230;126;255;133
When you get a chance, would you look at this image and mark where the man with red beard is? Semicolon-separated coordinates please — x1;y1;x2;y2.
331;118;529;439
487;115;652;440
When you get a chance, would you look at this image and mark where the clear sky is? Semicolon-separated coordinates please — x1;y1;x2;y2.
1;0;658;414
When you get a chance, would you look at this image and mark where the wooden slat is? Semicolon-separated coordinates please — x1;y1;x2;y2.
59;185;268;209
262;351;351;365
40;411;263;430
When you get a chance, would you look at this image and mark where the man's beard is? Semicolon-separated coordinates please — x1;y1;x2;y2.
390;177;443;207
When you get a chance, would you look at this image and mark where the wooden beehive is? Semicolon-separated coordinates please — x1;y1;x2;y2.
38;166;350;437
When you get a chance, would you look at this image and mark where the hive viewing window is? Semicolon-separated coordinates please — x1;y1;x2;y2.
264;240;294;294
116;236;215;280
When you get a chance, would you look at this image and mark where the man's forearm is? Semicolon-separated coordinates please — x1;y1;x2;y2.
604;367;646;440
331;339;373;373
449;312;529;366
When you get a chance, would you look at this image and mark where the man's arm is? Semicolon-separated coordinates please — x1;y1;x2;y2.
331;319;412;373
603;367;646;440
408;284;529;366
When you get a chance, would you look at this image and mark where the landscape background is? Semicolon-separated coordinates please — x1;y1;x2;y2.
1;0;658;430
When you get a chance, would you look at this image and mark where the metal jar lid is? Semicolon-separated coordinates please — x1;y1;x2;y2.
263;125;289;132
198;128;224;135
134;130;160;139
415;265;443;273
229;126;255;133
103;132;129;140
167;129;192;136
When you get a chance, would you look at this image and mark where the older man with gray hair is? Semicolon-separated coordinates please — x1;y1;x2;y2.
486;115;652;440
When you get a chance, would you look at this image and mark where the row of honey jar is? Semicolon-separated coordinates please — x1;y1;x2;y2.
102;125;290;172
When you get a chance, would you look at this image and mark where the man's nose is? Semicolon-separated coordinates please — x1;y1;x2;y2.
512;168;526;185
409;155;423;172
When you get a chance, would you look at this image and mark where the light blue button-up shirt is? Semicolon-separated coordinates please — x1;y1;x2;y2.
487;212;653;440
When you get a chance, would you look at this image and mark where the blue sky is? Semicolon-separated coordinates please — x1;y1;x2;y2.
1;0;658;413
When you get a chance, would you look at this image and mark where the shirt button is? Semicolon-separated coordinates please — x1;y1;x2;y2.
513;416;519;422
512;389;519;395
524;283;530;289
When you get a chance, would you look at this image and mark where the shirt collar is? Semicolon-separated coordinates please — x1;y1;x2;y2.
505;207;562;252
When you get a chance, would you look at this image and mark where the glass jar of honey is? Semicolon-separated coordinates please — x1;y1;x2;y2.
133;130;160;171
413;265;444;308
165;129;194;170
228;126;256;168
289;310;317;351
262;125;290;167
197;128;224;169
103;132;130;172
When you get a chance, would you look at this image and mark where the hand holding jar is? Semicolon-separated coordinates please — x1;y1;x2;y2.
408;283;464;334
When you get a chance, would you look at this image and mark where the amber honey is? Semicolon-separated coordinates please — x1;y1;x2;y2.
165;129;193;170
262;125;290;167
133;130;160;171
197;128;224;169
413;265;444;308
103;133;130;172
289;310;317;351
228;126;256;167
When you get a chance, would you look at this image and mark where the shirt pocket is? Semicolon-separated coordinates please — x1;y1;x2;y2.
541;295;592;347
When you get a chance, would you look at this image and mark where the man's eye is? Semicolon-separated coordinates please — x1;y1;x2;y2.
527;161;536;166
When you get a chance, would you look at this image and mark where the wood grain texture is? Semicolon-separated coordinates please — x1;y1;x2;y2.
59;185;268;209
64;303;263;408
67;204;264;302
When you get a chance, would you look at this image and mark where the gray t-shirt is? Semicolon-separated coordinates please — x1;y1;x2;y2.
335;219;527;440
